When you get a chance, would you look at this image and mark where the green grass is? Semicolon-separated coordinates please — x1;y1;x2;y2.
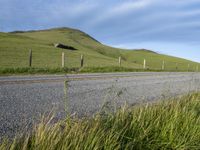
0;27;199;72
0;67;148;75
1;93;200;149
79;66;184;73
1;66;196;76
0;67;80;75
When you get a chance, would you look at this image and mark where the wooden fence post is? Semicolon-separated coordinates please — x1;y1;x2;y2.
81;54;84;67
119;56;121;67
62;52;65;68
162;60;165;70
29;49;32;67
143;59;146;69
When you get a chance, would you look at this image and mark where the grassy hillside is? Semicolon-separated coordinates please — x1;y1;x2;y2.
0;27;199;71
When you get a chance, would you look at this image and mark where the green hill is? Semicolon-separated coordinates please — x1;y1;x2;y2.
0;27;199;71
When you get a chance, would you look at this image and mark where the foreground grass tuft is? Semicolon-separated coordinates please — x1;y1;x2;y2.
1;94;200;150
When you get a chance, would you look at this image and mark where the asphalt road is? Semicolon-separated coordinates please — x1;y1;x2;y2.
1;72;200;140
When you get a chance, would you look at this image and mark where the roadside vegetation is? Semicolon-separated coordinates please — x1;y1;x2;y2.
0;66;197;75
0;67;143;75
1;93;200;149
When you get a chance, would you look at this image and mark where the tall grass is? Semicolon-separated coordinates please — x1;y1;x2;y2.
1;93;200;150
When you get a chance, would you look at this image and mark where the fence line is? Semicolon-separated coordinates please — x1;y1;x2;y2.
26;50;199;72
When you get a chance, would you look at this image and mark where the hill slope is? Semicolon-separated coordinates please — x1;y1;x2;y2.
0;27;199;71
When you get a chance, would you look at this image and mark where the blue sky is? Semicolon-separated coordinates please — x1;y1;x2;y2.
1;0;200;62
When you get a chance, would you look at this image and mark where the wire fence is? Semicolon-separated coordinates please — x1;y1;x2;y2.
27;50;200;72
3;50;199;72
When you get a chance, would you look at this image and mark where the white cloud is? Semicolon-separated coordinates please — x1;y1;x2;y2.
110;0;152;14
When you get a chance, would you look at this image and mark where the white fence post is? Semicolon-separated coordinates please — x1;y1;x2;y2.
162;60;165;70
62;52;65;68
119;56;121;67
143;59;146;69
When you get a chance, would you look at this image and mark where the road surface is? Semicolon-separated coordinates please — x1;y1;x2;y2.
0;72;200;140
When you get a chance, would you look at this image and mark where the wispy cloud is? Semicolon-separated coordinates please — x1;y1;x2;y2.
87;0;156;27
0;0;98;31
44;1;97;18
110;0;153;14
